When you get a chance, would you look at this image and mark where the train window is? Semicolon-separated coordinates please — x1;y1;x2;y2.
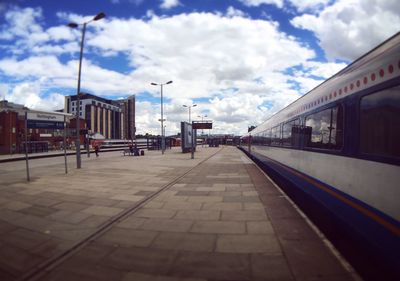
305;105;343;150
282;119;300;147
255;133;261;145
271;125;281;146
360;86;400;159
264;129;271;146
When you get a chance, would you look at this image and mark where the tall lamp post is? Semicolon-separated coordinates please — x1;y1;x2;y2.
151;81;173;154
183;104;197;159
68;12;105;169
183;104;197;123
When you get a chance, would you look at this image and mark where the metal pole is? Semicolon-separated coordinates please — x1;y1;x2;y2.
24;112;30;181
191;123;194;159
63;115;68;174
9;111;12;154
161;84;164;154
189;106;191;123
86;134;90;157
75;22;87;169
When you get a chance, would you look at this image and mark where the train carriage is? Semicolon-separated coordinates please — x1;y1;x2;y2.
240;32;400;280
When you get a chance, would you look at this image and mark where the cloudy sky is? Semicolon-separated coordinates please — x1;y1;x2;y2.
0;0;398;136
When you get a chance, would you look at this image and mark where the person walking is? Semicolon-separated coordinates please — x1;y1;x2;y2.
94;144;100;157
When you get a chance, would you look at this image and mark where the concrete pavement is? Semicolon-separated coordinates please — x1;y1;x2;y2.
0;146;358;281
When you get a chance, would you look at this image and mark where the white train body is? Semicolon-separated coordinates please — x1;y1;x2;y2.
240;32;400;280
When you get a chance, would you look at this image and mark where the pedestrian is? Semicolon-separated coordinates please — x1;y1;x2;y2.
94;144;100;157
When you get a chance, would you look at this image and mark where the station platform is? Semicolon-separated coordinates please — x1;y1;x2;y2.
0;146;359;281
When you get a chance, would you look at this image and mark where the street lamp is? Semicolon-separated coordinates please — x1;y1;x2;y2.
151;80;173;154
183;104;197;159
68;12;105;169
183;104;197;123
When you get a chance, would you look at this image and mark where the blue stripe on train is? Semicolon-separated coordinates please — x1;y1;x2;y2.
250;150;400;281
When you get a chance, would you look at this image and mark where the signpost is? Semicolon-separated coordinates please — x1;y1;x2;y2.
24;112;30;181
181;121;212;159
24;111;71;181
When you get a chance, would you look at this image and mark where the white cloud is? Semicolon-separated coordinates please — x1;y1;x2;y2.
0;55;134;96
92;12;314;101
301;61;347;79
0;8;324;135
288;0;331;12
226;6;247;18
5;81;64;111
47;26;76;41
0;6;43;40
160;0;180;10
238;0;284;8
291;0;400;60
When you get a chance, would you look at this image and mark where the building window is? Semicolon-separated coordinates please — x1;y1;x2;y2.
305;105;343;150
360;86;400;159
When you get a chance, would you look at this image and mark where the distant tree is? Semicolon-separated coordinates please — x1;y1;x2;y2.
248;125;256;132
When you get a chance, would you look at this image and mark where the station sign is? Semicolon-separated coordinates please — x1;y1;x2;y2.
27;112;65;129
192;122;212;129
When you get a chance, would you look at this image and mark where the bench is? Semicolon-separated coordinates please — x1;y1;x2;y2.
123;148;141;156
123;149;133;156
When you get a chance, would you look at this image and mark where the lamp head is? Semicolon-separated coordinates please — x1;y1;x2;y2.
166;80;173;84
93;12;106;21
67;23;78;28
151;83;158;86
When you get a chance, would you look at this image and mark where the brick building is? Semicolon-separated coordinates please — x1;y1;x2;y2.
0;100;77;155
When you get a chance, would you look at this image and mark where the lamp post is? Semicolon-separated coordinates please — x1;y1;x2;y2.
182;104;197;123
183;104;197;159
151;81;173;154
68;12;105;169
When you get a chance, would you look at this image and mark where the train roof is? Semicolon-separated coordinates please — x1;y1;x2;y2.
250;31;400;135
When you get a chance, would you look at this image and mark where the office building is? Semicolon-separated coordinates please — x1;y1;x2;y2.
64;93;135;140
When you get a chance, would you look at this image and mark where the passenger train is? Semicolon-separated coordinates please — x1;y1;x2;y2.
240;32;400;280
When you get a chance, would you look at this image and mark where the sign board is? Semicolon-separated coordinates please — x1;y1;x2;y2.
27;112;65;129
27;120;64;129
27;112;64;122
192;122;212;129
181;122;197;153
40;134;52;137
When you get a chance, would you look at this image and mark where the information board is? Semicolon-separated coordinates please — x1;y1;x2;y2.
192;122;212;129
27;112;65;129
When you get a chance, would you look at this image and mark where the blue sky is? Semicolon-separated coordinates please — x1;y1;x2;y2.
0;0;399;135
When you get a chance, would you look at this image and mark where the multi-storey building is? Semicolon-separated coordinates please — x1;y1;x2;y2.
64;93;135;140
114;95;136;140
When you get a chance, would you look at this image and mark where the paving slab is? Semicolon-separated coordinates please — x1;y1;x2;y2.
0;146;357;281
